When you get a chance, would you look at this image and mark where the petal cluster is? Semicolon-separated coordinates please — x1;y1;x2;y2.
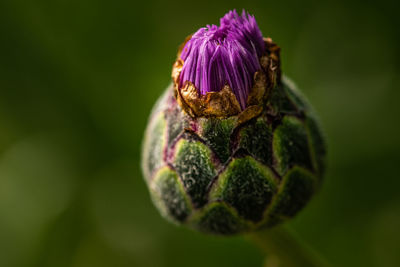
179;10;265;110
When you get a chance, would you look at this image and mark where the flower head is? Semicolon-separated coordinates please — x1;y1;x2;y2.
143;10;326;235
178;10;265;110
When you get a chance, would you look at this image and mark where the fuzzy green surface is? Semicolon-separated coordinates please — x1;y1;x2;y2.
141;79;326;235
198;117;236;164
273;116;313;176
142;112;166;181
173;139;217;208
210;157;278;223
150;167;192;223
238;117;273;166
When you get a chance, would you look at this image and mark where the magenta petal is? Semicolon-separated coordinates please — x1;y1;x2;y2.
179;9;264;110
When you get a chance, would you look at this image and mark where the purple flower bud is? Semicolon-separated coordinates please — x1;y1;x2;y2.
179;10;265;110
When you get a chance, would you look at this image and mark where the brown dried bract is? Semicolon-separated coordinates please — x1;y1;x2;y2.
262;37;281;85
238;105;263;125
171;36;281;120
176;82;241;117
246;70;267;107
172;59;183;86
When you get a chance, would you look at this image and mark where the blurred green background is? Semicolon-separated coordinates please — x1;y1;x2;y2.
0;0;399;266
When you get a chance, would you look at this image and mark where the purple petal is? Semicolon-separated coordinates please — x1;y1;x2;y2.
179;10;264;110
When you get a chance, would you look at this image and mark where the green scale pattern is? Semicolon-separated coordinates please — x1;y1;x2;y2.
142;77;326;235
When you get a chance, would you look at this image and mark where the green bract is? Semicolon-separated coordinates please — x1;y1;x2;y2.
141;77;326;235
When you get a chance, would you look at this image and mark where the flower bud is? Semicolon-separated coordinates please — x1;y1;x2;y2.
142;10;326;235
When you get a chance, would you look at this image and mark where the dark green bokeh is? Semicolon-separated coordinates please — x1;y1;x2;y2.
0;0;399;266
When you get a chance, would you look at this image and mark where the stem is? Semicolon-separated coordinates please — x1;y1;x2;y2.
247;226;329;267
